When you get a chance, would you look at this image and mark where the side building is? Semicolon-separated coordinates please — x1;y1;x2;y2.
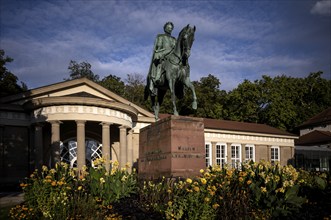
0;78;298;186
294;107;331;171
204;118;297;168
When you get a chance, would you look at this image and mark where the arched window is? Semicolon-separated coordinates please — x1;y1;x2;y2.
60;138;103;168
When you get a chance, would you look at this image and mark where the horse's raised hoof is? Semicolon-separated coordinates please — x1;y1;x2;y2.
192;101;197;110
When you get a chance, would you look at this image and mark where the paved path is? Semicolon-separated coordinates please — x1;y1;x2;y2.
0;192;24;208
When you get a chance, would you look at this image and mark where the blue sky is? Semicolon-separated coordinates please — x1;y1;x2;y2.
1;0;330;91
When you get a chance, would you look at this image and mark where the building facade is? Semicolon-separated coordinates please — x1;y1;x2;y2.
203;118;296;168
0;78;298;186
295;107;331;171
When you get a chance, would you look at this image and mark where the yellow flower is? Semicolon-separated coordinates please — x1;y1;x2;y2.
204;197;210;203
239;171;247;177
100;177;106;184
167;189;172;194
82;165;87;172
239;177;244;182
113;160;119;167
200;169;204;174
246;180;252;185
78;186;83;191
193;186;200;192
168;201;173;206
49;169;56;174
42;165;48;172
261;187;267;193
226;169;233;177
51;181;57;186
200;178;207;185
186;178;192;184
212;203;220;209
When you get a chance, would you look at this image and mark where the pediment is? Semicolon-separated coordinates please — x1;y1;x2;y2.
0;78;154;119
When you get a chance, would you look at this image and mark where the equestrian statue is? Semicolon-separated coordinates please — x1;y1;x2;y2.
145;22;197;120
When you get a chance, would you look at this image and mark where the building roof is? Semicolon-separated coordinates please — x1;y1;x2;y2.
298;107;331;129
159;114;296;137
295;130;331;146
203;118;296;137
0;78;155;121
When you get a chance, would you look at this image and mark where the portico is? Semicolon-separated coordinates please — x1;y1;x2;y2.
30;103;138;170
0;78;155;184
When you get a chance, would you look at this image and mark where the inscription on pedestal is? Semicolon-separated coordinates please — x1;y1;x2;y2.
139;115;205;179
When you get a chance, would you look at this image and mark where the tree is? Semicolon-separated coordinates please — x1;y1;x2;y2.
99;74;126;97
65;60;100;82
124;73;147;108
0;49;27;96
257;75;299;131
190;74;227;119
225;79;263;123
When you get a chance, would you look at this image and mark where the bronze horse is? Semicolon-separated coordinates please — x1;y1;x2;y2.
145;24;197;120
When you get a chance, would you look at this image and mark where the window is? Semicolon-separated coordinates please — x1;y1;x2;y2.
271;146;280;164
231;144;241;168
205;143;212;167
60;138;102;168
216;143;227;167
245;144;255;162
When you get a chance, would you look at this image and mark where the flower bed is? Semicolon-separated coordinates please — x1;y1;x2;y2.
9;160;331;219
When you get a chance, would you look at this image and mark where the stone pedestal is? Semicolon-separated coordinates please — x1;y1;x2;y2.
139;115;205;179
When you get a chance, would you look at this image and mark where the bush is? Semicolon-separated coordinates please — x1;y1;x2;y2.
11;160;136;219
139;161;329;219
9;161;330;219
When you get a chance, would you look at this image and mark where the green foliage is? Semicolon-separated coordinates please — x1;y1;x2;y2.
88;159;137;205
0;49;27;96
65;60;100;82
190;74;227;119
99;74;126;97
224;72;331;132
12;161;137;219
226;79;262;123
10;161;330;219
124;73;148;108
140;162;330;219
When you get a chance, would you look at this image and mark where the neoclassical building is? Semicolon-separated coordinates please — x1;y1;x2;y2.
0;78;298;186
0;78;154;185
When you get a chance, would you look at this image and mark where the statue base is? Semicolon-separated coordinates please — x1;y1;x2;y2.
138;115;205;179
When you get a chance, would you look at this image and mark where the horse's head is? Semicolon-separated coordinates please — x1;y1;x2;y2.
179;24;196;62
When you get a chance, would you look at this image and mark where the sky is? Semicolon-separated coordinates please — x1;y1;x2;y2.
1;0;330;91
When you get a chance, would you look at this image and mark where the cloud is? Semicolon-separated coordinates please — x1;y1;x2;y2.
311;0;331;16
1;0;330;92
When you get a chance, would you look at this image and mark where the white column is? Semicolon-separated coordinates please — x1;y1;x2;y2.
101;122;111;171
126;129;133;170
50;120;61;167
76;120;86;171
119;125;127;168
